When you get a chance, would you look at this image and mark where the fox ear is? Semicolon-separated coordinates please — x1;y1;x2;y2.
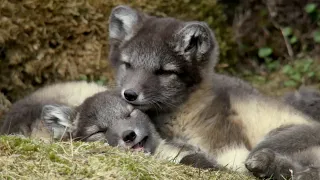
174;22;219;66
41;104;75;139
109;5;143;43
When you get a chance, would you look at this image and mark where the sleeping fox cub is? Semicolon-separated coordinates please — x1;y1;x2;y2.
1;81;217;169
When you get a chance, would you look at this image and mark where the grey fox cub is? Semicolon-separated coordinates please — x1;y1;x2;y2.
1;81;217;169
108;5;320;177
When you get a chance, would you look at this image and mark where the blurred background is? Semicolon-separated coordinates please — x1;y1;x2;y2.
1;0;320;119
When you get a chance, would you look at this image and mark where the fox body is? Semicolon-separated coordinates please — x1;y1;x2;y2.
108;5;319;175
1;81;217;169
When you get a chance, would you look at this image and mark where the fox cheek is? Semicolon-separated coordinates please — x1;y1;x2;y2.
120;64;127;72
159;74;177;86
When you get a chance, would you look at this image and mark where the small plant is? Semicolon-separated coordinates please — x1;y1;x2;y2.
78;75;108;85
258;47;273;59
313;30;320;43
78;74;88;81
282;27;298;44
258;47;280;72
305;3;320;43
305;3;317;14
281;58;319;87
95;76;108;85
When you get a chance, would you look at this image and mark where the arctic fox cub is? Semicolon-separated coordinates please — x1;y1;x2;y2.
1;81;217;169
108;5;320;178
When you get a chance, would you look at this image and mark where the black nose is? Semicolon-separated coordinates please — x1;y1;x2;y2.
122;130;137;143
123;89;138;101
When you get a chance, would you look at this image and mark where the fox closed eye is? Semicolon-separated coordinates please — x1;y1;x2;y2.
121;61;131;69
85;128;108;139
155;69;178;76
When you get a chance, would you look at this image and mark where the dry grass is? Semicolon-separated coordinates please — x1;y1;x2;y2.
0;136;257;180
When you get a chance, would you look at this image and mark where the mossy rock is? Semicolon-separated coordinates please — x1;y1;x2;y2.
0;0;234;102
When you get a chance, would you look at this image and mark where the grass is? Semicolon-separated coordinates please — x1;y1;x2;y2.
0;136;257;180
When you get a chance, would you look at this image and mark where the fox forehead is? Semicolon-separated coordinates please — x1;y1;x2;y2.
120;40;182;70
116;17;184;66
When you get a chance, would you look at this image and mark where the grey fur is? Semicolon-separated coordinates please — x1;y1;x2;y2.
67;90;218;169
108;5;262;145
0;81;106;138
109;5;219;112
0;96;65;137
108;5;320;177
283;86;320;121
245;124;320;180
71;90;160;153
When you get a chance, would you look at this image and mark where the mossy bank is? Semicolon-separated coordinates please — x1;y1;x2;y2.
0;136;256;180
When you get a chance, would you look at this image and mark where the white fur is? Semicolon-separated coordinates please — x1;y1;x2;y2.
153;140;193;163
137;93;145;102
216;144;250;172
232;95;314;147
127;104;134;113
121;53;130;63
130;109;139;117
32;81;107;107
163;63;178;71
42;105;73;128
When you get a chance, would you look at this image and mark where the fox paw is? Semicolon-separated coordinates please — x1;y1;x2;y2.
180;153;219;170
245;148;276;178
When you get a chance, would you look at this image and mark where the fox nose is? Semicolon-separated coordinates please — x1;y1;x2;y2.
122;130;137;143
123;89;138;101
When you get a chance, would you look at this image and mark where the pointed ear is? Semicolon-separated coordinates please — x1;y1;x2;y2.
109;5;143;44
41;104;75;139
174;22;219;66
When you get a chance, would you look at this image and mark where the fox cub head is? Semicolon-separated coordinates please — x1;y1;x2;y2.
108;5;219;112
41;91;160;153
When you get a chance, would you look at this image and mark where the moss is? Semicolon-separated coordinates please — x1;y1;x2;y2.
0;135;256;180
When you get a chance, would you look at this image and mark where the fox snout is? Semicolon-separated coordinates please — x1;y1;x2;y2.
121;88;144;103
123;89;139;102
119;70;157;105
